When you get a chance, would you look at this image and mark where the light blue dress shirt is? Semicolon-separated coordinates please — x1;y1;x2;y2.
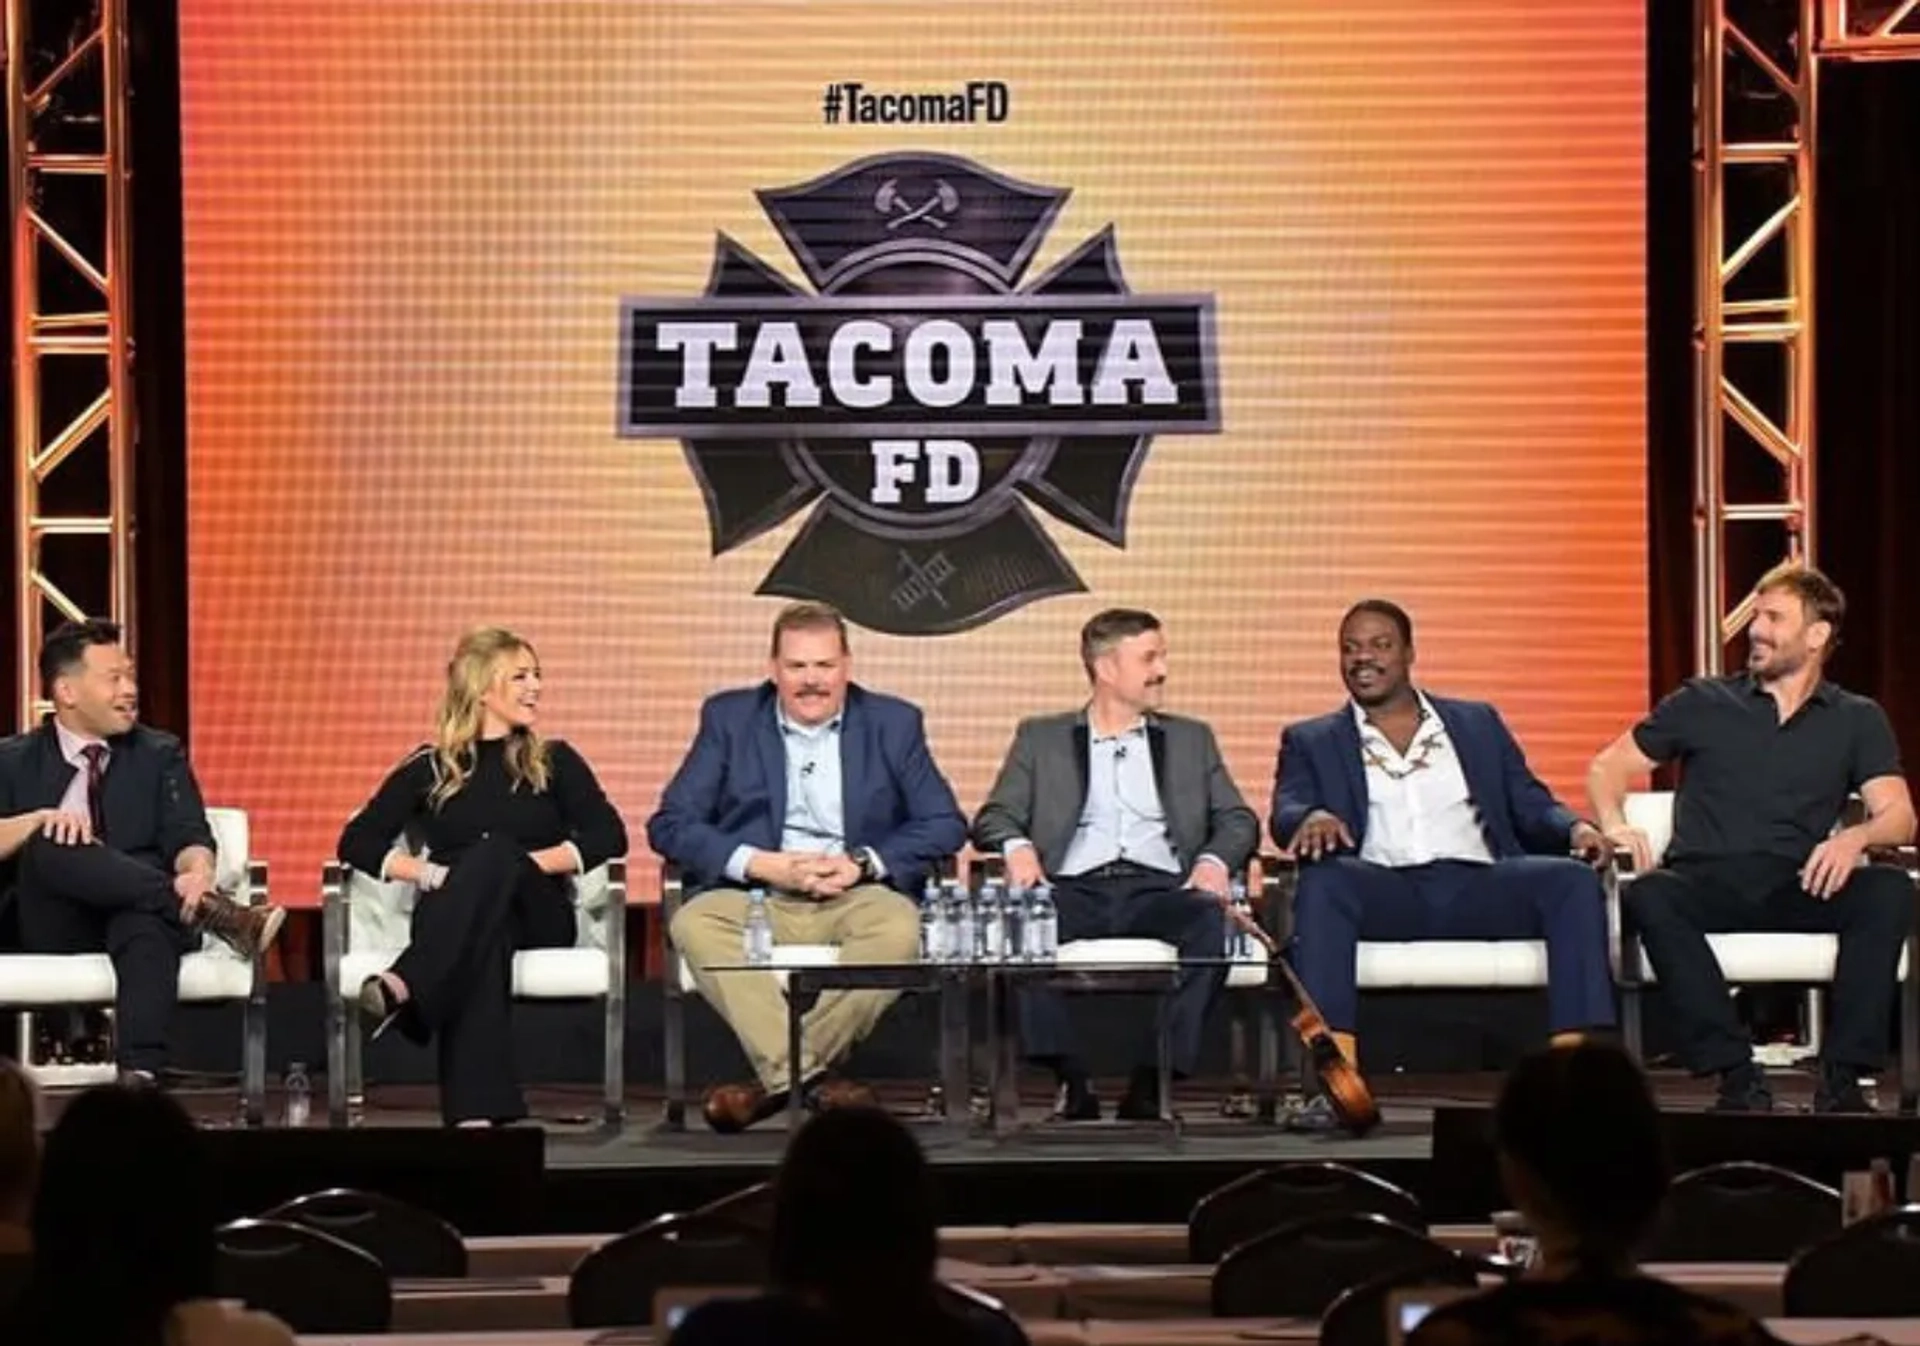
727;709;875;884
1059;721;1182;876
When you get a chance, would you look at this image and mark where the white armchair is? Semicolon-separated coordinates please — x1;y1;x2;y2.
0;806;269;1120
1616;790;1920;1108
320;848;627;1129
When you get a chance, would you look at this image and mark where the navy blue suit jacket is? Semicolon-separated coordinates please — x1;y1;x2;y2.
1269;694;1579;859
646;682;966;896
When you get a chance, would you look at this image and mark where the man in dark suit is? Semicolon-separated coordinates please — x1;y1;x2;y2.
649;602;967;1132
0;619;283;1084
973;608;1259;1121
1272;600;1615;1129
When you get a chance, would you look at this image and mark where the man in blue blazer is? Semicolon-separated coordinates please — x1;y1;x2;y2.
648;602;967;1132
1271;600;1615;1130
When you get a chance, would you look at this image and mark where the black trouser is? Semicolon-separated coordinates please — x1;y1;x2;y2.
1020;867;1228;1078
16;836;195;1074
386;835;574;1125
1623;855;1913;1074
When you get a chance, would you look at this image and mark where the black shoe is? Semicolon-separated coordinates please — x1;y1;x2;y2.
1116;1066;1169;1121
1053;1074;1100;1122
1813;1063;1875;1114
1710;1061;1774;1113
1284;1093;1342;1134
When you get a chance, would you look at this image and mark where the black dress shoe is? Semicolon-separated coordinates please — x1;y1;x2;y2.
1710;1061;1775;1113
1813;1062;1874;1114
1116;1066;1169;1121
1053;1075;1100;1121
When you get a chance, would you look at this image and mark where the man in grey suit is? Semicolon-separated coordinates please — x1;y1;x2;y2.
974;608;1259;1120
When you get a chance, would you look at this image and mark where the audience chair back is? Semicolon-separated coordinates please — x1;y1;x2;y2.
1317;1257;1483;1346
696;1180;777;1235
264;1187;467;1278
1783;1205;1920;1317
568;1210;768;1328
214;1217;393;1334
1190;1162;1426;1264
1212;1212;1456;1319
1639;1161;1841;1263
937;1281;1034;1346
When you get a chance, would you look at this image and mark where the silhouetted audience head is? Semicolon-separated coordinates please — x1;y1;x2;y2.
0;1061;37;1231
1493;1041;1670;1269
12;1083;217;1344
769;1105;939;1309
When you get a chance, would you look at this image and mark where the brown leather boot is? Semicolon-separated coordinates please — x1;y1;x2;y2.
196;897;286;960
703;1082;785;1134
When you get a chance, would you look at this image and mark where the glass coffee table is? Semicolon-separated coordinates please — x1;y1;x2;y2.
700;959;973;1135
700;954;1267;1142
979;957;1255;1141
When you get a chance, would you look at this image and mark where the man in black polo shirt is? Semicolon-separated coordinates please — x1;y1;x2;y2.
1588;564;1916;1113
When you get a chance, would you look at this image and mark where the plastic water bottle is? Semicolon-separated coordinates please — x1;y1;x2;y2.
940;882;966;964
920;877;944;962
744;888;773;965
1026;883;1057;962
1005;885;1028;964
1227;879;1252;958
953;884;977;965
283;1061;311;1129
978;878;1007;962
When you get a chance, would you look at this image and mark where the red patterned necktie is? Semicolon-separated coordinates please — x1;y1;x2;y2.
80;743;108;841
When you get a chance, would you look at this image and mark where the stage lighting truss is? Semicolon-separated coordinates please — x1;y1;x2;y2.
1822;0;1920;57
5;0;134;724
1693;0;1819;674
1696;0;1920;674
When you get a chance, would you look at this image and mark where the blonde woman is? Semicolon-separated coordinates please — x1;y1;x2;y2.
337;628;627;1126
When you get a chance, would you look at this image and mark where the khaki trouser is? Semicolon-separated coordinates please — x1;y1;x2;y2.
670;883;920;1091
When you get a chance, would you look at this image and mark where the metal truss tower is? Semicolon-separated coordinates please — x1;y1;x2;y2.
1696;0;1920;672
6;0;133;725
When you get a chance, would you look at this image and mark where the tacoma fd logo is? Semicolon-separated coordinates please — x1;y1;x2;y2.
617;152;1220;635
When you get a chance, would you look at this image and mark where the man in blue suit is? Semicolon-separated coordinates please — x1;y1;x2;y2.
1272;600;1615;1130
648;602;967;1132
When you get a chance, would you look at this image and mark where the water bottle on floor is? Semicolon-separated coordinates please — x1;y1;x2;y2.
920;877;944;961
283;1061;311;1129
744;888;773;965
1027;883;1057;962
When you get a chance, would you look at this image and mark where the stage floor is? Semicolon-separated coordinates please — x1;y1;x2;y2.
146;1065;1854;1171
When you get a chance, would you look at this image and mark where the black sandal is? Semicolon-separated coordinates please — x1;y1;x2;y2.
356;976;403;1042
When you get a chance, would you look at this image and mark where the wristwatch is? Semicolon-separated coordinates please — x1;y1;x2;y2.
855;849;880;884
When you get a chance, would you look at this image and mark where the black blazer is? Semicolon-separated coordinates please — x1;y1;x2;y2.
0;718;217;877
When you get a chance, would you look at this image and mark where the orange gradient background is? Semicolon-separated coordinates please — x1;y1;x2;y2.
178;1;1647;904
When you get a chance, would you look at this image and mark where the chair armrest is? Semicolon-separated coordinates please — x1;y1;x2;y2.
1258;852;1294;945
321;861;352;994
602;857;628;976
1869;845;1918;874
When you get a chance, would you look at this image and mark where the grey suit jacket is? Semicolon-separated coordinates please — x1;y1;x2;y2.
972;710;1259;877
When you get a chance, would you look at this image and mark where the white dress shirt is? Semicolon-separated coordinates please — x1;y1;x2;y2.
1354;694;1493;868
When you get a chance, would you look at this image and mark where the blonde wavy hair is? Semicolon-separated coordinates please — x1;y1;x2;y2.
428;626;552;808
0;1058;39;1222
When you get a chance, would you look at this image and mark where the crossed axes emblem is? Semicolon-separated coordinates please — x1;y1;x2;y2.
873;178;960;230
